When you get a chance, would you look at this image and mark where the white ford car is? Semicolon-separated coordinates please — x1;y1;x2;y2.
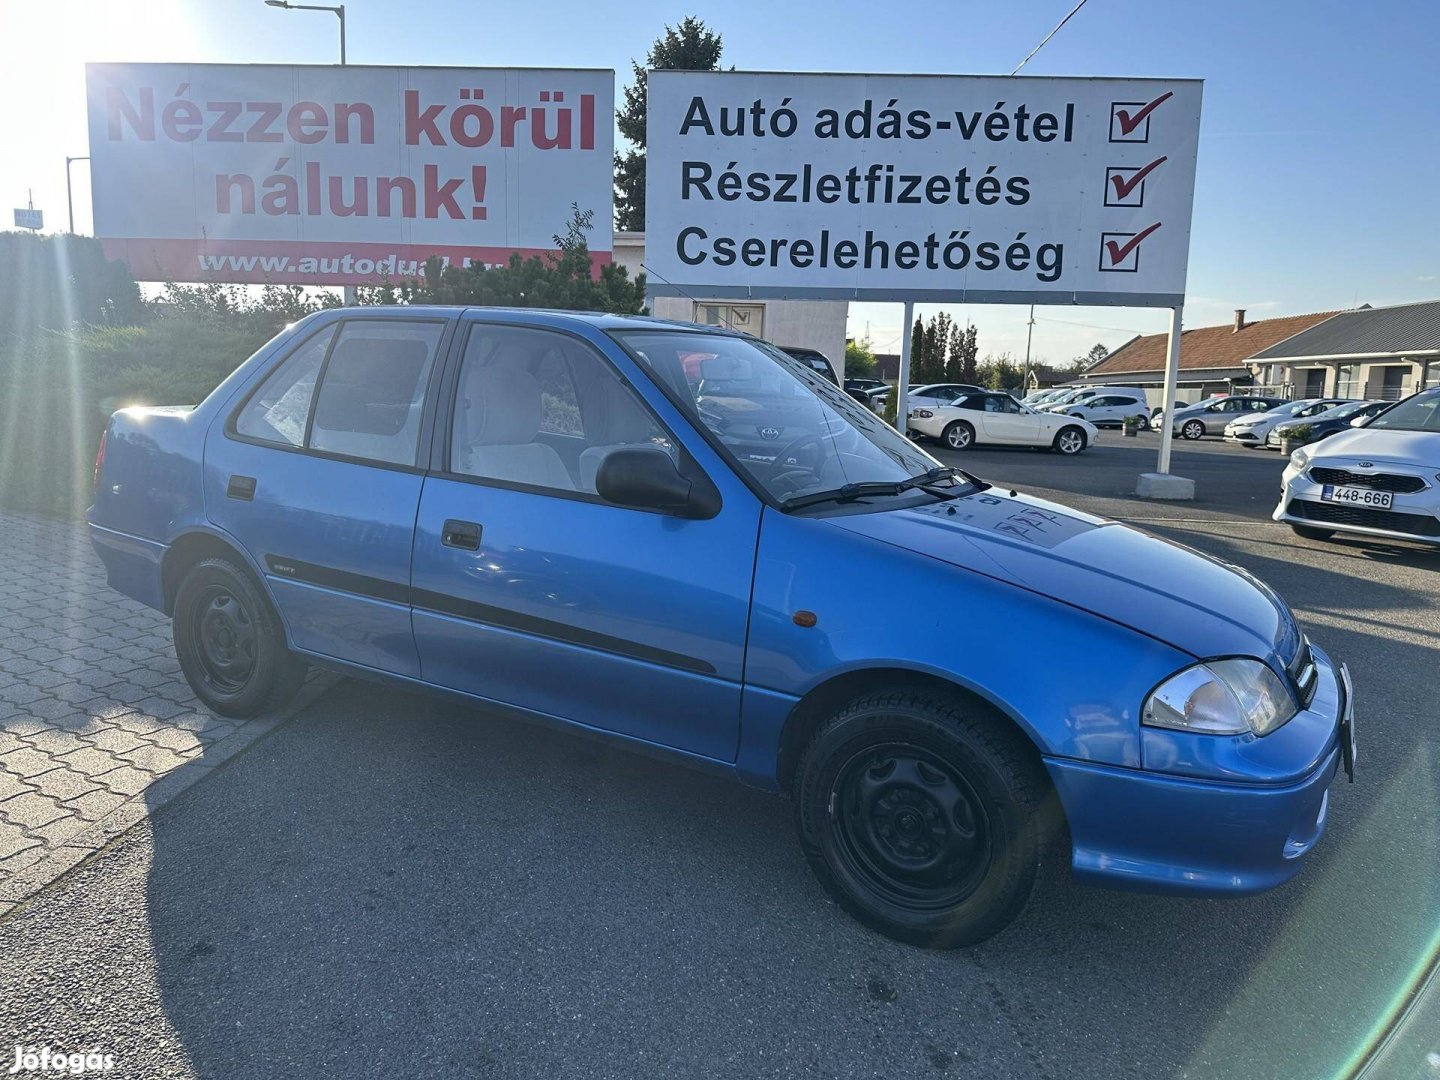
910;390;1098;454
1275;387;1440;547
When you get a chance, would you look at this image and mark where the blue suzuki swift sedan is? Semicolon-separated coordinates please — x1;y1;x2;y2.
88;307;1355;947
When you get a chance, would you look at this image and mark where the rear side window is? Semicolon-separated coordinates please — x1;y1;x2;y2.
234;326;335;446
233;319;444;466
308;321;444;465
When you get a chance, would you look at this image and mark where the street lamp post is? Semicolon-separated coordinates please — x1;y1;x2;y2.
263;0;350;301
65;156;89;234
264;0;345;64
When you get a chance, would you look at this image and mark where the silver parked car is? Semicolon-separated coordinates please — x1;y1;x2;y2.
1275;387;1440;547
1155;395;1287;439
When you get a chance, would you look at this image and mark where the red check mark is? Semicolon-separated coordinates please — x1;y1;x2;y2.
1109;156;1168;200
1104;222;1163;266
1114;91;1174;135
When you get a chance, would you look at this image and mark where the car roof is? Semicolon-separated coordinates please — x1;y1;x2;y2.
314;305;752;337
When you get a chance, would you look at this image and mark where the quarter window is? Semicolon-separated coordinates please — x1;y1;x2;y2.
234;326;335;447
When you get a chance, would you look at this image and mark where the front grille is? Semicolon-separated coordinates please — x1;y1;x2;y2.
1289;499;1440;537
1309;467;1426;493
1287;637;1318;707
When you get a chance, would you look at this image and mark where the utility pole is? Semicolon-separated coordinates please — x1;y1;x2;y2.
65;156;89;234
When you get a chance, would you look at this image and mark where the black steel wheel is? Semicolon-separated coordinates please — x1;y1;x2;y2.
796;690;1056;948
172;557;306;718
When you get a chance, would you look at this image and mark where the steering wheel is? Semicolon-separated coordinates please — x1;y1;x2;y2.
767;432;828;497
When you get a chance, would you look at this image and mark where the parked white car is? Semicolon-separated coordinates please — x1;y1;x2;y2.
870;382;984;414
1223;398;1351;448
1052;389;1151;428
910;390;1099;454
1274;387;1440;547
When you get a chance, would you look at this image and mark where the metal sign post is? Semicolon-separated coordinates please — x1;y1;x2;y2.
1136;305;1193;498
895;300;914;432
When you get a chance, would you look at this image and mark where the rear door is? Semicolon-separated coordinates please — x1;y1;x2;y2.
409;317;761;762
206;315;451;676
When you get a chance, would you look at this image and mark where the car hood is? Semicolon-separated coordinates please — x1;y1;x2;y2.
1303;427;1440;464
828;490;1298;661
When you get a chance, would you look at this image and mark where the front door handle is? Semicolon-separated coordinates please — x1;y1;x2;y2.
441;519;482;551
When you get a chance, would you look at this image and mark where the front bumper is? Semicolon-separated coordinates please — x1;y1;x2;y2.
1224;427;1263;444
1044;645;1347;897
1273;470;1440;546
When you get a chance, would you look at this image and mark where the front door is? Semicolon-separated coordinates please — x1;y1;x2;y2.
410;318;761;762
206;315;450;676
979;394;1041;442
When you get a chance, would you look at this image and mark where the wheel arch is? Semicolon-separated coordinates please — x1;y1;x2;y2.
774;666;1047;794
161;527;274;619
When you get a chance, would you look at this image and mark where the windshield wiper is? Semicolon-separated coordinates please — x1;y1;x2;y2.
781;467;974;512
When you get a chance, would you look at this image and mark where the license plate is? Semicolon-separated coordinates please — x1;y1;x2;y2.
1321;484;1393;509
1338;663;1357;782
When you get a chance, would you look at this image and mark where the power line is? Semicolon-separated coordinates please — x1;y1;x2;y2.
1011;0;1093;75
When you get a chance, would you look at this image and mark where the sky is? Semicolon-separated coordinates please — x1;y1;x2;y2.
1;0;1437;364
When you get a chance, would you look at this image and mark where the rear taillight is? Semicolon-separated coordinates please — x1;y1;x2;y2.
93;428;108;493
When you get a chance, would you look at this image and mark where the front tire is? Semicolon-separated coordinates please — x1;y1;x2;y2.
942;420;974;451
1181;419;1205;440
172;557;307;718
1290;524;1335;541
795;691;1055;949
1053;426;1087;455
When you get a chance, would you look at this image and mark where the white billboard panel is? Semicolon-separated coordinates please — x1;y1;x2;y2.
86;63;613;284
646;71;1201;306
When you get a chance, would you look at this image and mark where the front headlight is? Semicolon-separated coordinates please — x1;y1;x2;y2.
1289;446;1311;467
1143;658;1298;736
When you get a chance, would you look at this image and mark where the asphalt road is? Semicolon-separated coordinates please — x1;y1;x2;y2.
2;436;1437;1079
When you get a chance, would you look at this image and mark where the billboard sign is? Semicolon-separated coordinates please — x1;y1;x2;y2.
646;71;1202;307
13;208;43;230
85;63;613;284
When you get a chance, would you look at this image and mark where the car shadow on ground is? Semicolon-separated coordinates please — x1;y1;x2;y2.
132;660;1436;1079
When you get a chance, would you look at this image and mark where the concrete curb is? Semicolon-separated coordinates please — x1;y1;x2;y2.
0;673;339;920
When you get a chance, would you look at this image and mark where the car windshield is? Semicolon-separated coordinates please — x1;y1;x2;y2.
1364;389;1440;432
612;329;959;505
1318;400;1371;420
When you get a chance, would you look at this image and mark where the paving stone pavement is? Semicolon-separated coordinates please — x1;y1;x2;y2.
0;511;324;910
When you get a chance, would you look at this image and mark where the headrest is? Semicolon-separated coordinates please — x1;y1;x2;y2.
464;349;542;446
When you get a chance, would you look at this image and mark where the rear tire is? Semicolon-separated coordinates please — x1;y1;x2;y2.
942;421;974;451
1290;524;1335;541
172;557;307;718
795;690;1055;949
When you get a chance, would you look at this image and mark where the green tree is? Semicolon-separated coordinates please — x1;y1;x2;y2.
845;336;877;377
0;232;144;334
951;323;979;383
908;316;924;382
397;204;646;313
1070;341;1109;374
614;17;724;231
977;352;1022;391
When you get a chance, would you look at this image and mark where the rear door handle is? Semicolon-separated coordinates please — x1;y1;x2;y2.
441;519;481;551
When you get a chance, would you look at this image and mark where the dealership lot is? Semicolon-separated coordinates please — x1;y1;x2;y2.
0;437;1435;1078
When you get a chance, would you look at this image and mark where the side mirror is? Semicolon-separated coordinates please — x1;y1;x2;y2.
595;448;721;519
1349;415;1370;427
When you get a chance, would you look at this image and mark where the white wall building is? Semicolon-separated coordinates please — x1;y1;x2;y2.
612;232;849;381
